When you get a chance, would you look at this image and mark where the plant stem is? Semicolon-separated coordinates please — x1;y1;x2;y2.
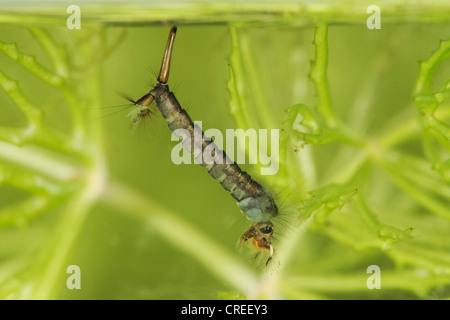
415;40;450;96
1;1;450;25
34;168;106;299
380;156;450;220
310;24;337;128
28;27;69;78
0;40;63;88
228;26;259;131
101;180;259;295
0;141;82;181
288;270;450;297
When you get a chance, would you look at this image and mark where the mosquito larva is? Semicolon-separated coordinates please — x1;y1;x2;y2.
131;26;279;264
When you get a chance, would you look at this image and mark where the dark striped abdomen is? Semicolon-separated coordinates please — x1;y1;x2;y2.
151;83;278;222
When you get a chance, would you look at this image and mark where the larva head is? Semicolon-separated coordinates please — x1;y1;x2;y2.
240;222;275;265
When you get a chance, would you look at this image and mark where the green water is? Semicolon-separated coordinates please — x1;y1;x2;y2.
0;4;449;299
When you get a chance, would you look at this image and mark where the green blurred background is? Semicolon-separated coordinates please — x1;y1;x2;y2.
0;1;449;299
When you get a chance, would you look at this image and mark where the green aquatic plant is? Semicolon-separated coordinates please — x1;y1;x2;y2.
0;2;449;300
